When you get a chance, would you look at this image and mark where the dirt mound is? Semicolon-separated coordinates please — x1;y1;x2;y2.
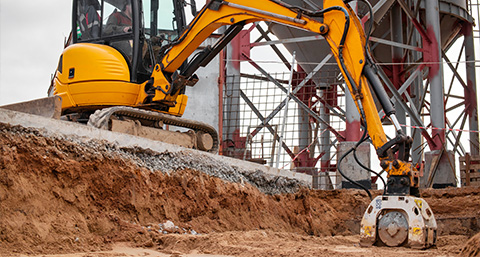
0;124;368;255
461;232;480;257
1;123;480;256
421;187;480;217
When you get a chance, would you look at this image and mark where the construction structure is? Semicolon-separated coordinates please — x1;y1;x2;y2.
213;0;480;189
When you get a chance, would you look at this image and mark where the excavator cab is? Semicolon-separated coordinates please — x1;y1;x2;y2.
50;0;192;117
73;0;188;82
74;0;137;71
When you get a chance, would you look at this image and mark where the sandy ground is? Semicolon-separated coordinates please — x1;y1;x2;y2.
0;123;479;256
23;233;472;257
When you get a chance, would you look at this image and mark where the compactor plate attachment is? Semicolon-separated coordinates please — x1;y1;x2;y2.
360;195;437;249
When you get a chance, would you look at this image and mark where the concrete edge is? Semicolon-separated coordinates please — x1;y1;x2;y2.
0;108;312;185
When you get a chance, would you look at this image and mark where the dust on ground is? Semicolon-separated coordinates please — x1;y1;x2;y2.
0;123;479;256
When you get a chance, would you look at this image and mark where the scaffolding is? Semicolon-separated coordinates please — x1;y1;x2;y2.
220;0;480;189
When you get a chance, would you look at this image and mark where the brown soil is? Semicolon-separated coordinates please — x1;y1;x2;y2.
0;123;479;256
29;233;468;257
461;232;480;257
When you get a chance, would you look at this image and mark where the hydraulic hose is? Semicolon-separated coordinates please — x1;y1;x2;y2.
353;128;387;195
353;0;374;50
337;101;372;200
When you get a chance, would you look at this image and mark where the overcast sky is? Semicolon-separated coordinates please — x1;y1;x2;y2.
0;1;72;105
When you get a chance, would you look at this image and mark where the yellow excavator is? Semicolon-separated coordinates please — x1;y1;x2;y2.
41;0;436;248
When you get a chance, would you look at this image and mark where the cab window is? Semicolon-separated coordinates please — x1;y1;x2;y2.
143;0;178;43
75;0;134;61
102;0;134;59
76;0;101;40
102;0;133;36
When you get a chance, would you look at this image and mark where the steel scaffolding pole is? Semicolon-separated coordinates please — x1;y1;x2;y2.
391;3;407;134
464;24;480;155
223;28;242;143
345;85;361;141
425;0;446;149
319;88;332;189
409;0;423;164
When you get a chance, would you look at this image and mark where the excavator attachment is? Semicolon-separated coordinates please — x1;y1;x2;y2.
360;195;437;248
0;96;62;119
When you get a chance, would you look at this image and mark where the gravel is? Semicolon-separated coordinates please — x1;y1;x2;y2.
1;123;306;194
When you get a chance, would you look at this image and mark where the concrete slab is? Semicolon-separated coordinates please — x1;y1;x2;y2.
336;141;371;189
0;108;311;187
421;150;457;188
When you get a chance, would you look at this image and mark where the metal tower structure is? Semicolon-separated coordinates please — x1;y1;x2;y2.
220;0;480;189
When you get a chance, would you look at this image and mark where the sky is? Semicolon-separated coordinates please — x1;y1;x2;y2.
0;0;72;105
